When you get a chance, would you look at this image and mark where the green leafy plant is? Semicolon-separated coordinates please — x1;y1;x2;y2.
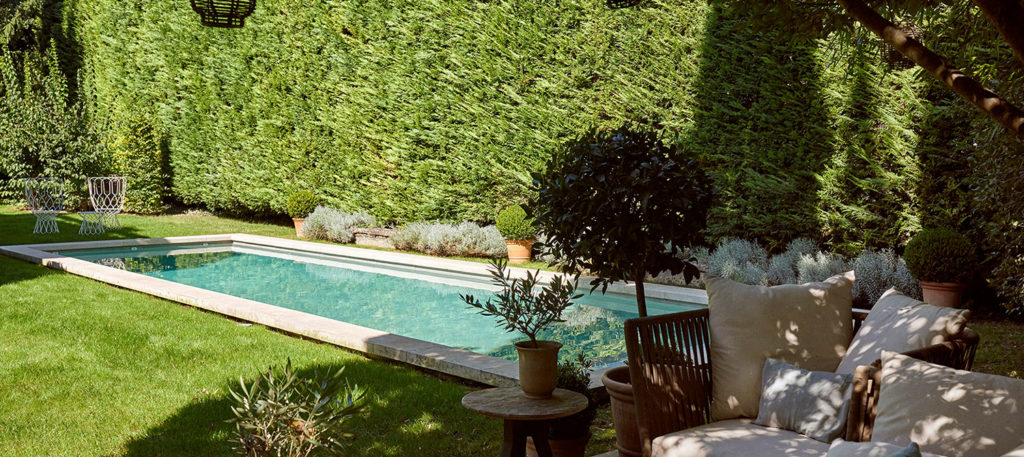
548;353;596;440
285;191;320;219
228;359;366;457
461;259;581;348
495;205;535;240
903;228;976;283
532;123;713;316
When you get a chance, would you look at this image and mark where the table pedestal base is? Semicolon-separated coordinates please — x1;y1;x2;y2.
502;419;553;457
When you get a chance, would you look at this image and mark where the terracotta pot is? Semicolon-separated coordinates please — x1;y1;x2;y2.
602;365;642;457
526;431;592;457
292;218;306;238
516;340;561;398
506;239;535;264
920;281;967;308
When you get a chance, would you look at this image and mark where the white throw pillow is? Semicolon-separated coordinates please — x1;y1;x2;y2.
873;351;1024;457
706;272;854;420
835;289;969;374
825;439;946;457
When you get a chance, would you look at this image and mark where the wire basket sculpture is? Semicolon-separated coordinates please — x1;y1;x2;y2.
88;176;127;230
190;0;256;28
23;177;64;234
881;22;922;70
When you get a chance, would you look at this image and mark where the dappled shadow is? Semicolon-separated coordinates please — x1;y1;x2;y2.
0;253;61;288
653;418;829;456
873;352;1024;457
114;359;502;457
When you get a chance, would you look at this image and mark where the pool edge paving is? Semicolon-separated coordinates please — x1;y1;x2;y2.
0;234;709;389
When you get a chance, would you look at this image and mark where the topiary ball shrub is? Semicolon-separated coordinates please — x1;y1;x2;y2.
286;191;320;219
495;206;535;240
532;122;713;317
903;228;976;283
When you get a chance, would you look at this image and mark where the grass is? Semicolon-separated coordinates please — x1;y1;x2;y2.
0;207;617;456
1;206;1020;456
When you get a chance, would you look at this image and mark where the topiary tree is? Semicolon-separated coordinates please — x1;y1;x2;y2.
495;205;535;240
532;123;713;317
285;190;320;219
903;227;976;283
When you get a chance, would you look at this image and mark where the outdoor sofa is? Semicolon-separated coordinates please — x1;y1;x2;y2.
623;278;986;457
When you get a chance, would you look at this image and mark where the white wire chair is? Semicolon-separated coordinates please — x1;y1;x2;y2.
23;177;64;234
87;176;127;229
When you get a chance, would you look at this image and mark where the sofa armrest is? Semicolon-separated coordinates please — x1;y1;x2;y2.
843;327;980;441
625;308;712;457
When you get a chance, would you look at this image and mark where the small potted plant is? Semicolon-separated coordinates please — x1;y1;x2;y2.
527;354;597;457
461;259;581;398
286;190;320;238
496;205;536;264
904;227;976;308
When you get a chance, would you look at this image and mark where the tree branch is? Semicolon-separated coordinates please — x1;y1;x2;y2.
971;0;1024;68
836;0;1024;139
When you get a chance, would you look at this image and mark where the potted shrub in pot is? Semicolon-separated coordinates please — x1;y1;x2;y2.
286;190;320;238
496;205;536;264
532;122;712;457
527;354;597;457
904;227;976;308
461;260;581;398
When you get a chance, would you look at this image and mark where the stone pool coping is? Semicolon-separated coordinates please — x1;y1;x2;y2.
0;234;708;389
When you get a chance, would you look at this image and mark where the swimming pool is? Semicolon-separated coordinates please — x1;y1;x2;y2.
1;234;706;386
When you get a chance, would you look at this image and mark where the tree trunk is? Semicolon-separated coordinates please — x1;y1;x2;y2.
634;272;648;318
972;0;1024;68
836;0;1024;139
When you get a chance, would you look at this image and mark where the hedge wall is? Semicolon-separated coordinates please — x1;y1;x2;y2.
65;0;952;250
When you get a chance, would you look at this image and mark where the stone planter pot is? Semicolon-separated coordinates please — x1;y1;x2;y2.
516;340;561;398
526;431;592;457
292;218;305;238
353;227;398;249
920;281;967;308
602;365;642;457
506;239;535;264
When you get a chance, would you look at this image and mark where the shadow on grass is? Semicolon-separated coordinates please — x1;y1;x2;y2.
114;360;498;457
0;211;149;246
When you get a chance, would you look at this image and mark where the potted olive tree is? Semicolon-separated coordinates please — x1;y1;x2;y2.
532;122;712;457
527;354;597;457
904;227;976;308
496;206;537;264
286;190;320;238
461;260;581;398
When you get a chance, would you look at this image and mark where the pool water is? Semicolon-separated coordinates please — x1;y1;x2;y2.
61;243;701;367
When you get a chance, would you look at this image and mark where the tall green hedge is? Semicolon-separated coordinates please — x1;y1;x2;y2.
64;0;946;248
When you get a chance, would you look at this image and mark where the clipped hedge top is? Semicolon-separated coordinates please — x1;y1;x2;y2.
903;228;975;283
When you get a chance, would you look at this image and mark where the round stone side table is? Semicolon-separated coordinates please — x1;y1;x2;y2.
462;387;588;457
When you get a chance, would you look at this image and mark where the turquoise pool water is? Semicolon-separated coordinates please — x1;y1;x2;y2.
61;243;701;367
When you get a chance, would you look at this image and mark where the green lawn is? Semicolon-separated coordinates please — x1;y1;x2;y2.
0;207;616;456
0;206;1019;456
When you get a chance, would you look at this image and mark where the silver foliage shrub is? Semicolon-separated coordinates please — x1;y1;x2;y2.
392;221;505;258
852;248;922;306
765;238;820;286
706;239;768;285
304;206;378;243
796;252;852;283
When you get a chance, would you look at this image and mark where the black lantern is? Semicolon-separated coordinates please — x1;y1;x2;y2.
190;0;255;28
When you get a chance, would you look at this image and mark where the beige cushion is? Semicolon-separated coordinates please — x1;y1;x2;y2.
753;358;854;442
835;289;968;374
873;352;1024;457
1003;444;1024;457
707;272;854;420
652;419;831;457
825;439;946;457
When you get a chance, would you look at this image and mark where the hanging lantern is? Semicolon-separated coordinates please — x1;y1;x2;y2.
190;0;255;28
